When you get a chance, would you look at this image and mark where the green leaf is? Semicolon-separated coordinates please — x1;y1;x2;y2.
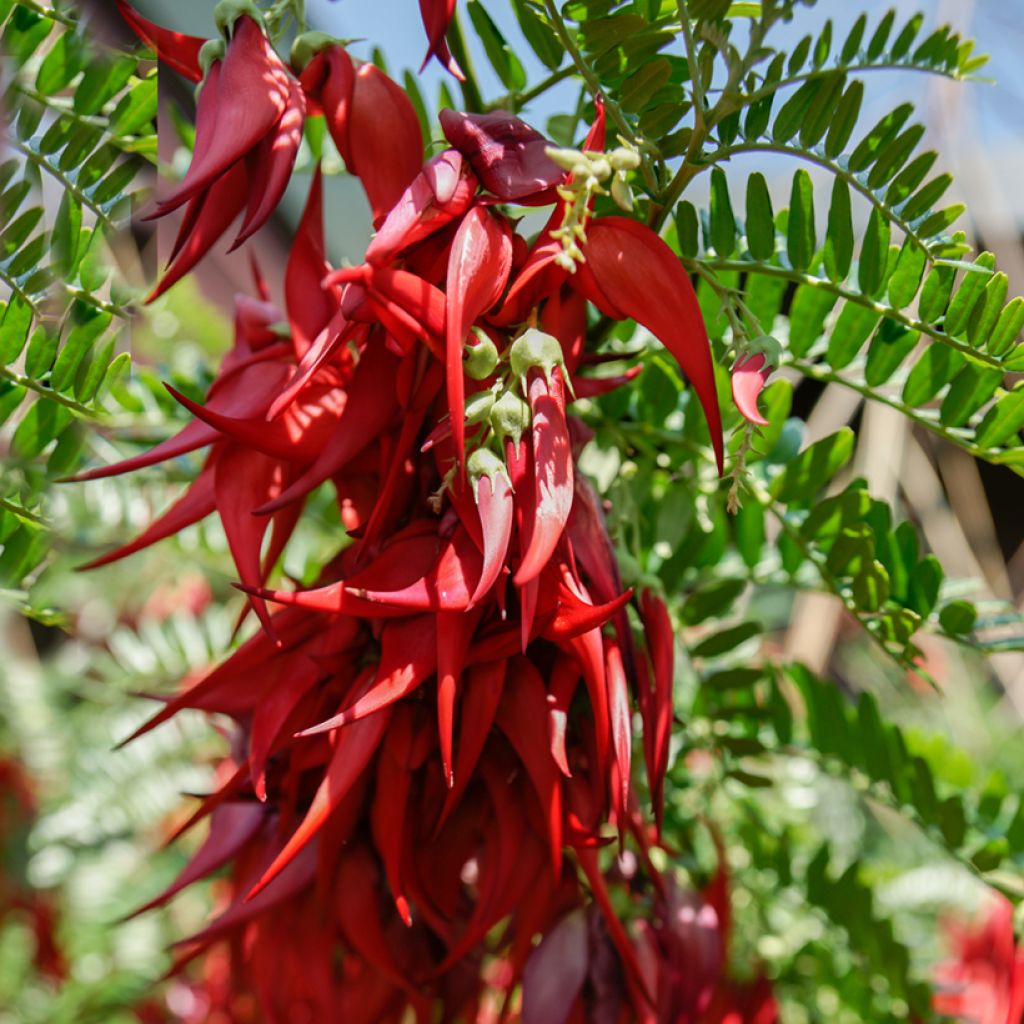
744;173;774;261
824;80;863;159
621;57;672;114
901;343;963;407
468;0;527;92
858;209;891;298
864;321;917;386
709;168;735;259
0;296;33;364
52;311;111;393
5;6;53;63
826;303;879;370
939;363;1004;428
773;429;855;503
692;620;763;658
51;190;82;273
939;600;977;635
987;297;1024;357
11;398;72;459
74;334;116;404
512;0;564;70
823;178;853;283
680;577;746;625
975;388;1024;449
74;55;136;116
36;28;83;94
887;240;926;309
674;201;699;259
788;286;835;358
967;272;1008;349
24;325;57;379
786;169;815;273
110;74;157;135
944;252;995;337
919;266;956;326
800;71;845;149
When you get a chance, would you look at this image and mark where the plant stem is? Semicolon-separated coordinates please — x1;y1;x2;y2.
509;65;575;110
540;0;635;144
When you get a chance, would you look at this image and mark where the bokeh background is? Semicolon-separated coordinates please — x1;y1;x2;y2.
1;1;1023;1021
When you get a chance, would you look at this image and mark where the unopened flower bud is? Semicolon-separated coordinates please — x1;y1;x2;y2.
609;147;641;172
545;146;584;172
464;389;496;424
489;389;531;446
610;173;633;212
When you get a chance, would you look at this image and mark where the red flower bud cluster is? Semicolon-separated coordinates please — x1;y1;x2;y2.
85;6;773;1019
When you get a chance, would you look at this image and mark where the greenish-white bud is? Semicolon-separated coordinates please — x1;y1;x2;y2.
608;147;641;172
290;31;337;71
488;389;531;446
588;157;612;181
463;332;500;380
545;146;584;173
509;328;565;384
610;173;633;213
213;0;264;38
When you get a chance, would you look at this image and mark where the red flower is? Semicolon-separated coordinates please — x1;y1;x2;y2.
935;896;1024;1024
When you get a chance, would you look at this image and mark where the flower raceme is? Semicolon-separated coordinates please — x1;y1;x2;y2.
86;7;771;1019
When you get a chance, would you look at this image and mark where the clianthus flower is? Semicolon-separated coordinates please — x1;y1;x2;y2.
82;9;748;1019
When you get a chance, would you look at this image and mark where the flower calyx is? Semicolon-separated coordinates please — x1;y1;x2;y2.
290;31;339;72
509;328;565;387
464;330;500;380
488;389;531;448
213;0;265;38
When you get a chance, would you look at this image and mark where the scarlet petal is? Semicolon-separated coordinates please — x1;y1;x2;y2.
445;206;513;472
576;217;724;473
347;62;424;227
731;352;771;427
147;161;249;302
156;17;290;214
115;0;204;82
514;369;574;585
366;150;476;266
247;705;391;899
285;169;340;358
470;469;514;607
232;75;306;248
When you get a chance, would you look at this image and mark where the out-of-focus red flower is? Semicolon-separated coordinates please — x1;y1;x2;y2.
935;896;1024;1024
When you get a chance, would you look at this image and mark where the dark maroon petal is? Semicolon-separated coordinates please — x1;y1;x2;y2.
440;109;563;201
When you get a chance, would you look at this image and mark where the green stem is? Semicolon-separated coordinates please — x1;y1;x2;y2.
10;138;115;232
540;0;635;144
708;139;932;257
507;65;575;110
17;0;77;29
0;267;41;318
0;497;48;527
1;368;97;417
736;60;970;111
690;257;1009;372
446;9;486;114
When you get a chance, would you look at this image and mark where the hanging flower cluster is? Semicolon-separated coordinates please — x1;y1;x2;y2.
81;3;780;1019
